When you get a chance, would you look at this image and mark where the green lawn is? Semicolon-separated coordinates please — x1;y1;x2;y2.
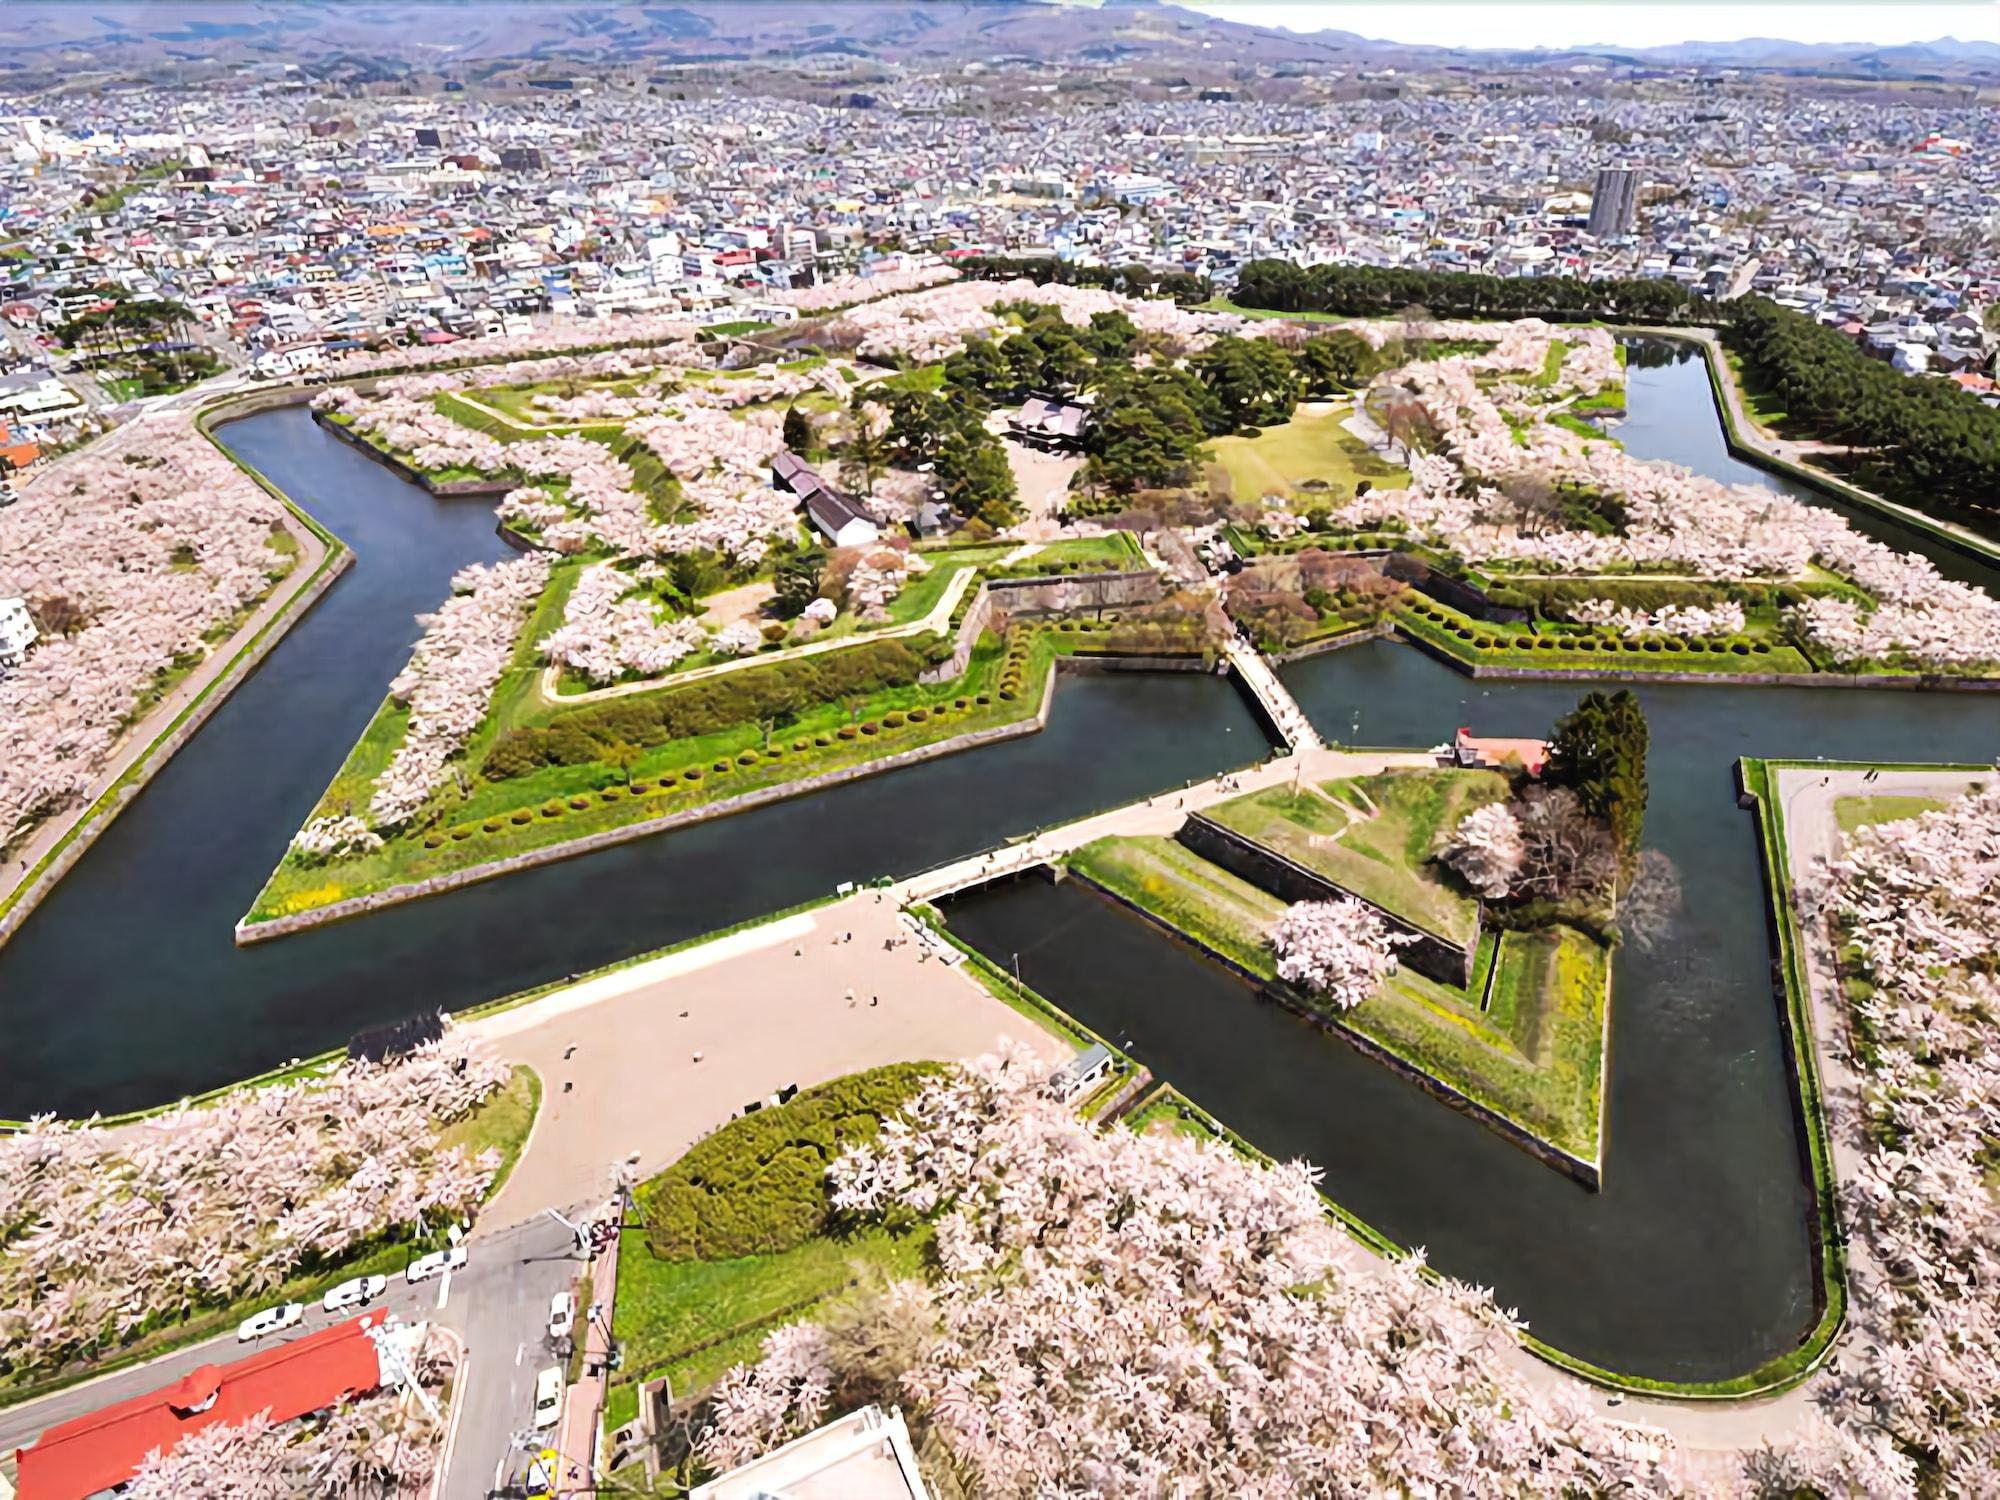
1069;832;1609;1162
1206;406;1410;504
1833;794;1949;838
1204;769;1506;946
247;627;1066;924
1069;835;1287;974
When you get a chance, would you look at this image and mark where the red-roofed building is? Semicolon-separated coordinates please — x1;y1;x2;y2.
15;1314;390;1500
1454;726;1548;778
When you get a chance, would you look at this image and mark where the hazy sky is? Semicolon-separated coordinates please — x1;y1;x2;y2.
1182;3;1998;50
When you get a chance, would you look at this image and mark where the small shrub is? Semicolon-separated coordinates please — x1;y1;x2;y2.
1752;642;1772;655
542;800;565;818
482;819;502;833
739;751;759;766
714;759;732;772
976;692;991;706
884;711;906;728
684;768;703;781
999;687;1017;701
909;707;928;723
794;738;811;752
838;725;857;740
860;722;879;735
423;833;444;849
630;778;652;793
1663;638;1685;652
512;810;533;824
450;827;473;841
1536;637;1558;650
1731;642;1752;656
601;787;622;800
1642;639;1662;652
815;734;832;747
569;796;591;810
955;697;969;710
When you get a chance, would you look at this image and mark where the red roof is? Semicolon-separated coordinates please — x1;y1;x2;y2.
16;1314;387;1500
1455;726;1548;777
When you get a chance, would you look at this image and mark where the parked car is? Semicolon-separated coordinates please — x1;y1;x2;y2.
237;1302;305;1342
548;1291;575;1342
322;1273;388;1313
405;1246;468;1284
533;1366;564;1429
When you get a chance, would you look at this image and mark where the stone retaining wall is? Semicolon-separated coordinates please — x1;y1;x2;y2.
310;407;515;497
1175;813;1475;987
988;569;1162;615
1064;867;1593;1187
919;571;1165;686
240;654;1086;943
1256;981;1600;1189
1268;621;1394;666
919;583;994;685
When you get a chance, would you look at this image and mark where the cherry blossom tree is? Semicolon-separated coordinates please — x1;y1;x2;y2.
1269;897;1410;1010
372;556;551;827
701;1048;1684;1495
0;1039;508;1368
1;418;292;851
1440;801;1526;898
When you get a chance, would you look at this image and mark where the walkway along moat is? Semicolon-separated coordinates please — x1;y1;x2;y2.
5;346;2000;1387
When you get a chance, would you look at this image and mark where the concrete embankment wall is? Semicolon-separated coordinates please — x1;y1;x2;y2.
1175;812;1476;988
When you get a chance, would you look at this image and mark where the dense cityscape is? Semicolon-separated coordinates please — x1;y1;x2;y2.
2;2;1999;1496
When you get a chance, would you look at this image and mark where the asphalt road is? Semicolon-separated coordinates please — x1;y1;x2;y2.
1;1215;585;1498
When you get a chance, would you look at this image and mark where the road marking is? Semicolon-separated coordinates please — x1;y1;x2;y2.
516;1341;525;1367
436;1268;452;1311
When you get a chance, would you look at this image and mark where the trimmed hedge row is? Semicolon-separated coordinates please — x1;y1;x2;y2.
420;692;1002;846
1398;600;1776;657
484;637;932;778
636;1062;938;1263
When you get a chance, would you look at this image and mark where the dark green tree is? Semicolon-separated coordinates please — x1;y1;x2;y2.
1546;690;1649;862
782;406;813;454
771;548;826;619
1192;335;1300;430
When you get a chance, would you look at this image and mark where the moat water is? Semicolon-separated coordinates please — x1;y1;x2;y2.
7;344;1997;1381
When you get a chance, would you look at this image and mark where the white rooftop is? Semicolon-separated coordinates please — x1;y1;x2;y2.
692;1405;929;1500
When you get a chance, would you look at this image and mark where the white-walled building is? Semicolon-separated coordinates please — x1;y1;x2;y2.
0;596;38;669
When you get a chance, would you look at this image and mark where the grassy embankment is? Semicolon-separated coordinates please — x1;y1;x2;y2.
1066;767;1610;1164
247;575;1181;926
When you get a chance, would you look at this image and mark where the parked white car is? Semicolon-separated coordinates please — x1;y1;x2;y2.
405;1246;468;1284
321;1274;388;1313
533;1365;564;1429
548;1291;575;1342
237;1302;305;1342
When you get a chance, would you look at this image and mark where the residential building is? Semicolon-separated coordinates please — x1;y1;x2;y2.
1587;167;1638;239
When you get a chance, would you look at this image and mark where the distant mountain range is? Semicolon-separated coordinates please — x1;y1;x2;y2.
0;0;1991;82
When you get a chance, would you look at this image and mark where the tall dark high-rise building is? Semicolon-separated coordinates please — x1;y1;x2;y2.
1587;167;1638;238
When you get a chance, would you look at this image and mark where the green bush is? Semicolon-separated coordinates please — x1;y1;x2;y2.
636;1063;937;1263
569;796;591;810
838;725;857;740
884;711;906;728
482;819;502;833
450;827;473;841
908;707;928;723
512;810;533;824
794;738;812;752
975;693;991;705
485;637;929;778
816;734;832;747
423;834;444;849
684;768;703;781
